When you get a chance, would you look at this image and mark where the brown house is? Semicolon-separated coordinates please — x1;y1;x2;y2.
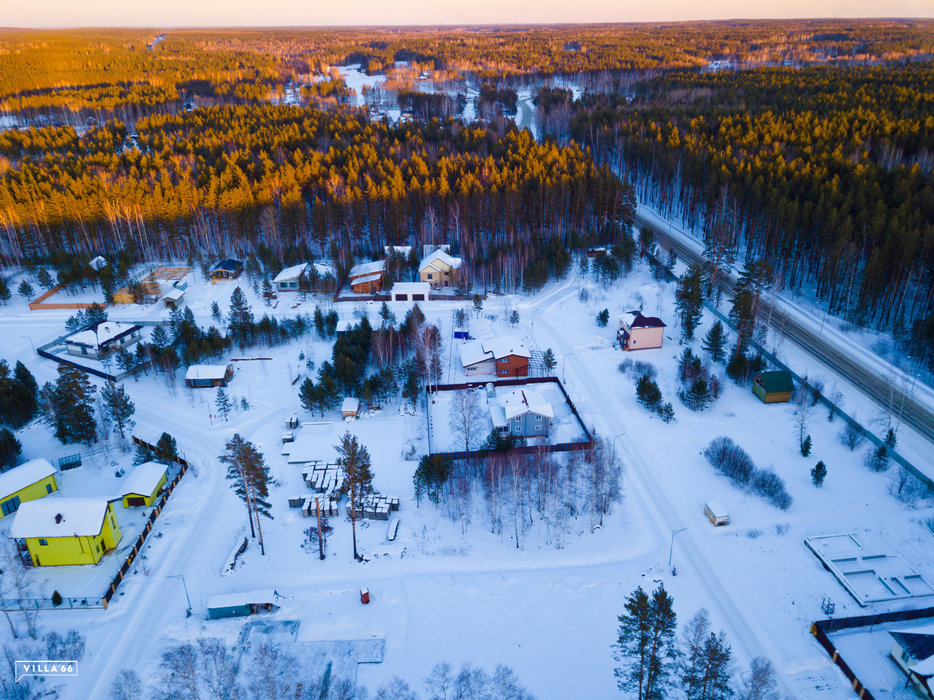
459;338;530;377
617;311;666;350
348;260;386;294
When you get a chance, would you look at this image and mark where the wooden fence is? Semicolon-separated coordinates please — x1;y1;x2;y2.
426;376;594;460
28;285;102;311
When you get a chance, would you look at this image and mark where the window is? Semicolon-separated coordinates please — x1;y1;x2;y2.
46;483;53;494
38;539;48;546
427;273;433;280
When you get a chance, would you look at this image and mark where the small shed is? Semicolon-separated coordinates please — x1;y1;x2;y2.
207;590;281;619
341;397;361;418
704;501;729;526
162;286;185;309
210;259;243;281
752;370;794;404
390;282;430;302
185;364;234;388
118;461;168;507
89;255;108;271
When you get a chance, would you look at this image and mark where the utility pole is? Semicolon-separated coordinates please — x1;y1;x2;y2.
669;527;688;567
250;479;265;556
315;497;325;560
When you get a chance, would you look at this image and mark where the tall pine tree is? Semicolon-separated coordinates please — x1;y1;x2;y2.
615;584;679;700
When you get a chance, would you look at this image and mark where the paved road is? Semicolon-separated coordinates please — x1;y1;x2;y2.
634;212;934;444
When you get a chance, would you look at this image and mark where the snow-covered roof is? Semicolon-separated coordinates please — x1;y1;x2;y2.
705;501;728;518
483;337;531;360
384;245;412;257
119;461;167;499
460;341;492;368
162;287;185;302
207;589;280;609
619;311;666;330
349;260;386;278
392;282;430;293
500;388;554;420
65;321;141;349
341;397;360;413
911;654;934;677
273;262;308;284
89;255;107;271
349;271;383;285
10;498;111;539
0;458;56;501
185;364;231;381
419;248;462;272
313;263;336;278
489;403;507;429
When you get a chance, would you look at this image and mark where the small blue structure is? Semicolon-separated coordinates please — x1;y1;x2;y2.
207;590;281;620
453;330;470;340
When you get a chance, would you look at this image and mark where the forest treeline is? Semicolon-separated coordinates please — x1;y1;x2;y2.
0;104;631;291
1;20;932;121
554;63;934;360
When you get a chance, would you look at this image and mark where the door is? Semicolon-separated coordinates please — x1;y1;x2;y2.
127;496;146;507
412;293;425;301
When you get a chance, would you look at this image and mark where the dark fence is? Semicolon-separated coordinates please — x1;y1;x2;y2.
426;377;594;461
101;436;191;608
809;606;934;699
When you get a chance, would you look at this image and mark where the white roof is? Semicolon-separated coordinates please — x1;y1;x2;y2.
911;654;934;677
273;262;308;283
185;364;231;380
392;282;430;293
459;341;493;368
705;501;728;517
119;461;167;499
489;403;507;429
207;589;280;609
350;272;383;285
500;388;554;420
341;397;360;413
483;337;531;360
89;255;107;270
0;458;56;501
66;321;140;348
162;287;185;301
419;248;462;272
313;263;336;278
384;245;412;256
10;497;110;538
349;260;386;278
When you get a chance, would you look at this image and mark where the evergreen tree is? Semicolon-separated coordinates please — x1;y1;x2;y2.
0;360;38;427
864;443;890;472
227;287;254;346
37;268;54;290
100;380;135;439
298;377;317;413
811;460;827;487
17;280;34;300
215;388;232;421
702;321;727;363
615;584;679;700
542;348;557;373
676;263;706;342
44;365;96;445
0;276;10;304
636;374;663;412
799;434;812;457
680;377;712;411
413;453;453;505
211;301;222;322
509;309;520;326
472;294;483;314
154;432;178;462
313;306;326;338
336;431;374;561
696;633;733;700
596;308;610;327
261;276;273;301
0;427;22;469
884;427;897;449
219;434;271;550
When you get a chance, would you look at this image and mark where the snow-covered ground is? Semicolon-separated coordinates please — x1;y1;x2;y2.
0;261;931;698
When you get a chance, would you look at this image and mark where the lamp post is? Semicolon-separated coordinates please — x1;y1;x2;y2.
21;335;36;356
668;527;688;567
168;574;192;617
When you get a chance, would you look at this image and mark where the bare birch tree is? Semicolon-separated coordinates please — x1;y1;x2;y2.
449;389;484;452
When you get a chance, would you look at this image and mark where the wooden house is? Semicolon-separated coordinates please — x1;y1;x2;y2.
210;259;243;281
499;388;553;438
890;629;934;698
459;338;530;377
348;260;386;293
64;321;142;359
419;248;462;288
10;498;123;566
752;371;794;404
341;397;360;418
119;461;168;507
617;311;666;351
207;590;281;619
185;364;234;388
0;459;58;518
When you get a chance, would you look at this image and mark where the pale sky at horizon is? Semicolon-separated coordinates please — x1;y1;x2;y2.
2;0;932;29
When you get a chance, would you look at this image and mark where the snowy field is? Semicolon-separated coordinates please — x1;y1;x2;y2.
0;260;932;698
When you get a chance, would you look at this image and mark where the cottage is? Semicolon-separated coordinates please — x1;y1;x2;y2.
185;364;234;388
890;628;934;698
341;397;360;418
617;311;666;351
161;286;185;310
10;498;123;566
348;260;386;293
273;263;308;292
0;459;58;518
419;248;462;287
704;501;729;526
210;259;243;281
459;338;530;377
390;282;430;302
499;388;553;438
207;590;281;619
118;461;168;507
752;370;794;404
64;321;142;359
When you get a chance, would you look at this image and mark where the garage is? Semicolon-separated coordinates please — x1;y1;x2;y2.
391;282;431;302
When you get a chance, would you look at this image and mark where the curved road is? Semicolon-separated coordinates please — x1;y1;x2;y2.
635;212;934;445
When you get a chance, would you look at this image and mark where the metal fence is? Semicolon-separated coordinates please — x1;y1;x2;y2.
0;596;104;612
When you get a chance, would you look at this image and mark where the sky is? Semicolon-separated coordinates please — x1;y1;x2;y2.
1;0;932;28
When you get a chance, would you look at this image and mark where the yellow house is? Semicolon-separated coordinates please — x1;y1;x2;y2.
119;461;168;507
10;498;123;566
419;248;462;288
0;459;58;518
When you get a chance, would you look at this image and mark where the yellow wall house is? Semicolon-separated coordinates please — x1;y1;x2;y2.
418;248;462;288
0;458;59;518
119;461;168;507
10;498;123;566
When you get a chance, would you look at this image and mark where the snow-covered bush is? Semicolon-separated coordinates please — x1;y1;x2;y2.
703;437;755;485
751;469;793;510
619;359;656;379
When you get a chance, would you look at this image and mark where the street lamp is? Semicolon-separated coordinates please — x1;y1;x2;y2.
668;527;688;567
167;574;192;617
21;335;36;356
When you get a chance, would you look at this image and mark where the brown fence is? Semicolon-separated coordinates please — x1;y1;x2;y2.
426;376;594;460
100;437;191;608
28;286;101;311
810;606;934;699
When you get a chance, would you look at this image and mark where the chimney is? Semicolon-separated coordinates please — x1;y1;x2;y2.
55;514;63;524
